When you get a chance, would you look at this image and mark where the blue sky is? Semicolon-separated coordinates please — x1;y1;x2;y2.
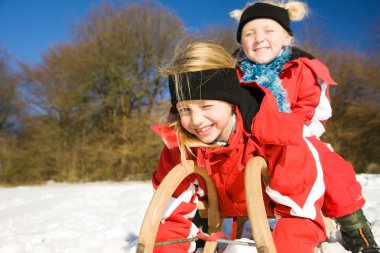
1;0;379;66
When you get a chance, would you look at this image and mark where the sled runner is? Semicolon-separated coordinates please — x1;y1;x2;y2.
136;156;276;253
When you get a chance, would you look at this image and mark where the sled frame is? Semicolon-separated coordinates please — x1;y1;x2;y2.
136;156;277;253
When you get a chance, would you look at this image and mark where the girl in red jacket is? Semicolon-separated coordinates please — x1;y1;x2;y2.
152;41;326;253
230;1;379;252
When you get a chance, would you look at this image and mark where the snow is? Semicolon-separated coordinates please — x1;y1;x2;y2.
0;175;379;253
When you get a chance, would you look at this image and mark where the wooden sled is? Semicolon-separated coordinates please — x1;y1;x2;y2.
136;156;276;253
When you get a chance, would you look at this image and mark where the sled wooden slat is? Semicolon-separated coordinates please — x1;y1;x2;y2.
136;160;221;253
136;156;276;253
245;156;277;253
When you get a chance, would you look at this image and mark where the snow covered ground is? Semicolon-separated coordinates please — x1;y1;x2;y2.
0;174;379;253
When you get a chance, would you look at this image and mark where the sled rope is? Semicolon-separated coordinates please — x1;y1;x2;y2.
155;228;256;247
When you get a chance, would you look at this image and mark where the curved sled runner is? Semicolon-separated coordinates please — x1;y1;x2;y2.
136;156;277;253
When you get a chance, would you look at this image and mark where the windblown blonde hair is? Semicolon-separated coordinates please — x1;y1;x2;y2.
160;40;236;163
230;0;308;25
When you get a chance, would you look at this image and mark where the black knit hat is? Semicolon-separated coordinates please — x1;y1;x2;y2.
236;2;293;43
168;68;261;132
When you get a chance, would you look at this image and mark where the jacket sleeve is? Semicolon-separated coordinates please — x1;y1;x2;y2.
152;146;206;253
251;91;304;146
292;59;336;138
291;65;322;123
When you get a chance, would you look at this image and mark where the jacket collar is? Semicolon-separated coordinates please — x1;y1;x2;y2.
195;108;250;175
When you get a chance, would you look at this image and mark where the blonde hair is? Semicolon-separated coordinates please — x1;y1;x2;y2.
161;40;236;163
230;0;308;24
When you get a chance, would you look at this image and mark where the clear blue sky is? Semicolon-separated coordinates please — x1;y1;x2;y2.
1;0;379;66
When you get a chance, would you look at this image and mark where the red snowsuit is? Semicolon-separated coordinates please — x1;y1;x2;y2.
152;82;326;253
237;47;365;218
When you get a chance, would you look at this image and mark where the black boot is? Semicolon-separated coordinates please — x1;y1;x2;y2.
335;209;380;253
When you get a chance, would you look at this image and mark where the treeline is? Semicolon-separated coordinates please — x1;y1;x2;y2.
0;2;379;185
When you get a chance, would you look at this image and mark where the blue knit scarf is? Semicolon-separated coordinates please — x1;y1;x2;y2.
239;46;292;112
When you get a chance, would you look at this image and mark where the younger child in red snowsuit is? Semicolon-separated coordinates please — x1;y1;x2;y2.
230;1;379;252
152;41;326;253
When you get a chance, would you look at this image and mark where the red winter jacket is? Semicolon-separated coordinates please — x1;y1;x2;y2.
267;47;336;138
151;76;326;253
238;48;365;219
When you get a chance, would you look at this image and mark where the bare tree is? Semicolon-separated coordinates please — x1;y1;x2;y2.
0;48;25;184
320;51;380;172
0;49;19;133
72;1;184;119
5;1;184;184
200;25;239;54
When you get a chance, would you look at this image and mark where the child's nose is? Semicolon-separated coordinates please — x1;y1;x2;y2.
190;112;203;126
255;32;264;43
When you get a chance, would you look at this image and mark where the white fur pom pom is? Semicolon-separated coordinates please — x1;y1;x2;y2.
229;9;243;21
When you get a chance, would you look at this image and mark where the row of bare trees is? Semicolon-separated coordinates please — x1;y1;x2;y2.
1;2;183;185
0;1;379;185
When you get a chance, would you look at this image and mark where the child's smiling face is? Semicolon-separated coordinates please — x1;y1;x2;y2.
177;100;234;144
241;18;292;64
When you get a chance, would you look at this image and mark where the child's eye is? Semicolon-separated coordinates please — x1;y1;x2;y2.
265;29;274;33
178;107;190;114
201;104;213;109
